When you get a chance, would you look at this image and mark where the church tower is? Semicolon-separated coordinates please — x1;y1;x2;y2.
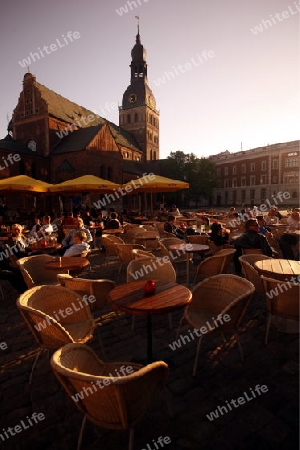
119;24;159;161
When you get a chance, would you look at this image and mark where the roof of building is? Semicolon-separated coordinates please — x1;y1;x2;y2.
0;134;34;155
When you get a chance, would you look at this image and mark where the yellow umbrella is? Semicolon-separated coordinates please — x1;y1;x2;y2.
122;174;189;213
48;175;121;193
0;175;53;192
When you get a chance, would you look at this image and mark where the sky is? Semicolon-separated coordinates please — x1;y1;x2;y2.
0;0;299;159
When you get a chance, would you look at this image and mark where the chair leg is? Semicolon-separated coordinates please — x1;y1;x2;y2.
29;348;43;385
128;428;135;450
193;335;203;376
77;415;87;450
265;314;272;346
175;314;186;339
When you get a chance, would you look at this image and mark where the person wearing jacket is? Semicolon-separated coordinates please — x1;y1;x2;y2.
234;218;273;274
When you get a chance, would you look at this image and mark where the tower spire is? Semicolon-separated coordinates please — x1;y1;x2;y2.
135;15;140;43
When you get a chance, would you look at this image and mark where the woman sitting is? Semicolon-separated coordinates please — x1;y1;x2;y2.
63;231;90;257
104;212;121;229
210;222;229;246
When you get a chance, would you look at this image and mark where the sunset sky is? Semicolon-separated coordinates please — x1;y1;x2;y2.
0;0;299;158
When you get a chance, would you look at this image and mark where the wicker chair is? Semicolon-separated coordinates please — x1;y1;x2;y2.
160;237;193;275
114;243;145;277
127;256;176;329
238;254;273;296
261;275;300;345
194;250;229;284
17;254;69;289
122;227;145;244
242;248;263;255
56;275;116;354
208;240;233;255
50;343;169;450
17;285;95;384
101;235;124;268
186;234;212;257
216;248;236;274
177;274;255;375
132;248;154;259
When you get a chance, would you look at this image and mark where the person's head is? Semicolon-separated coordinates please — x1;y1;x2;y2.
72;230;87;243
34;217;41;224
291;211;300;222
12;223;23;235
109;212;117;220
211;222;222;235
42;215;51;225
245;219;259;231
76;218;84;229
256;215;265;225
202;216;210;225
172;205;177;210
268;208;276;216
167;215;175;223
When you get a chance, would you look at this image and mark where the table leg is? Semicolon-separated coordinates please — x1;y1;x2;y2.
147;315;153;363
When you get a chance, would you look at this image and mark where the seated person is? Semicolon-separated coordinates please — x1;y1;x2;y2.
36;215;53;237
201;216;211;233
210;222;229;246
256;215;272;235
29;217;42;236
63;231;90;257
170;205;180;217
164;215;185;239
6;223;30;258
265;208;279;226
234;219;273;274
287;211;300;229
104;212;121;229
63;212;77;226
60;218;92;254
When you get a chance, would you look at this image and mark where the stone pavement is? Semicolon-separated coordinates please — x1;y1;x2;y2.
0;250;299;450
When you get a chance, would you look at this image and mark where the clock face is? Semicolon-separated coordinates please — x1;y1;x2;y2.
129;94;137;103
27;140;36;152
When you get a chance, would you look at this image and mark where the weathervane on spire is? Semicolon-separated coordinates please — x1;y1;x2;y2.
135;15;140;34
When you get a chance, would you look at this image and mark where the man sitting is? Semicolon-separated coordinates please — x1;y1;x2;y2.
234;218;273;274
63;231;90;257
164;215;185;240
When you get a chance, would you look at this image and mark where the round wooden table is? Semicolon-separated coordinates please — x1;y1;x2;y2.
169;243;209;286
254;259;300;282
108;279;192;362
134;231;159;250
44;256;89;272
102;228;124;236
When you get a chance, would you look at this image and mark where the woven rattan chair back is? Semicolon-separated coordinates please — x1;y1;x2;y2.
132;248;154;259
160;237;192;265
239;254;272;295
194;252;227;284
179;274;255;375
242;248;263;255
261;275;300;344
50;343;169;450
127;257;176;283
17;254;69;289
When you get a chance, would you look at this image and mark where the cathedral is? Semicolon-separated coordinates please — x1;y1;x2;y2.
0;26;162;208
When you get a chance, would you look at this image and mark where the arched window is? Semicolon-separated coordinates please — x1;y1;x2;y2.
134;113;138;122
107;167;112;180
19;161;25;175
153;151;157;161
99;165;105;178
150;149;153;160
127;114;131;123
31;163;36;178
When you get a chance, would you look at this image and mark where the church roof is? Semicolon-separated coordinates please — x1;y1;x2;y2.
0;135;34;155
35;79;105;127
51;125;104;154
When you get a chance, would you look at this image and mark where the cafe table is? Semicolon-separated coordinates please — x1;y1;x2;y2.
29;243;62;255
44;256;89;273
108;279;192;363
134;231;159;250
102;228;124;236
254;259;300;282
168;243;209;286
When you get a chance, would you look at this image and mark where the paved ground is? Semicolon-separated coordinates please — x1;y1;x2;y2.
0;250;299;450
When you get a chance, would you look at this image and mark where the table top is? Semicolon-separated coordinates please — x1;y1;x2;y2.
102;228;124;234
108;280;192;316
283;229;300;236
254;259;300;280
44;256;89;271
169;243;209;253
30;243;61;254
135;231;159;240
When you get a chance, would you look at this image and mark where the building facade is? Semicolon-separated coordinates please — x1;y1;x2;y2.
210;140;299;208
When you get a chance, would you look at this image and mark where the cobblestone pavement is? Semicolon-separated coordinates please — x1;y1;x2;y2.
0;250;299;450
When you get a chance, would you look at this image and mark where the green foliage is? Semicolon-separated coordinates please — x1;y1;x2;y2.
164;150;219;206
